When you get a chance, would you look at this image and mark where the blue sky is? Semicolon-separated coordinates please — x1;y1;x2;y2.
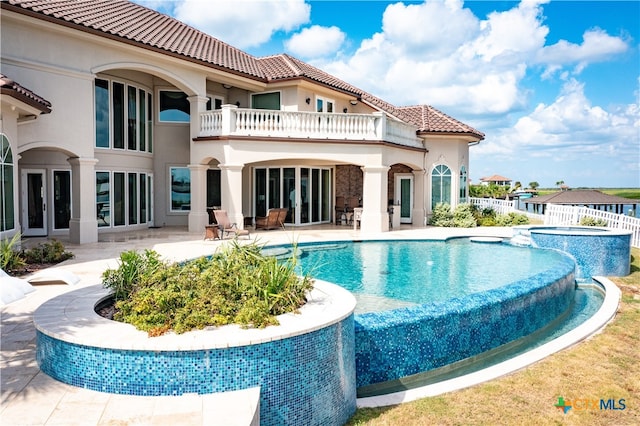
134;0;639;189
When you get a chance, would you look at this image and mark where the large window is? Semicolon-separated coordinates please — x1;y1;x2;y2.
97;171;152;228
96;172;110;227
53;170;71;230
1;135;14;231
159;90;190;122
95;78;152;152
170;167;190;211
459;166;467;203
251;92;280;110
431;164;452;209
95;79;110;148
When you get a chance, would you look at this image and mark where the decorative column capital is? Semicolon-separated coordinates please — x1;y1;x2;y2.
218;163;244;172
67;157;99;167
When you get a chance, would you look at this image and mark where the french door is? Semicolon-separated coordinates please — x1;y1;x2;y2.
21;169;47;236
395;174;413;224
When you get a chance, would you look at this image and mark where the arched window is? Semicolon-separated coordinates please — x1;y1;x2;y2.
431;164;451;209
1;135;15;231
459;165;467;203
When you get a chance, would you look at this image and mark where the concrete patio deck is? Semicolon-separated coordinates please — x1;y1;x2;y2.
1;225;513;425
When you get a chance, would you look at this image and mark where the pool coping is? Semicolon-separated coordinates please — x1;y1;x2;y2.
33;279;356;351
356;276;621;407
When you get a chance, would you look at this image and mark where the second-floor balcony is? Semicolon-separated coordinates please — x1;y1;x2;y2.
199;105;424;149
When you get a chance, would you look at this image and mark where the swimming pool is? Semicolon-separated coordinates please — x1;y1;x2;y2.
294;239;572;313
290;239;577;389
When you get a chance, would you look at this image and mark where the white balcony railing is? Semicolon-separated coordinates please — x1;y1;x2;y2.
199;105;423;149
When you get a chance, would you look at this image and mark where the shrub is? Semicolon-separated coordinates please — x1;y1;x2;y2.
495;212;530;226
0;232;25;272
579;216;608;227
453;203;477;228
103;241;313;335
22;239;74;264
429;203;454;227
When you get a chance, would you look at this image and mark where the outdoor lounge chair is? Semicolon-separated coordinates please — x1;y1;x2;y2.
255;208;288;230
212;210;250;239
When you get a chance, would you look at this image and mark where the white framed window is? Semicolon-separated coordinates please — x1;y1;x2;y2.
316;96;335;113
206;95;224;111
94;78;152;152
159;90;190;122
251;92;281;110
1;134;15;232
431;164;452;209
169;167;191;212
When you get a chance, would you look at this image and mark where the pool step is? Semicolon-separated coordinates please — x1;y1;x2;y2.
203;387;260;425
509;234;532;246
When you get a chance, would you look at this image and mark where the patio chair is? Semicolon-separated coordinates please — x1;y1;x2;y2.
255;208;287;230
212;210;250;239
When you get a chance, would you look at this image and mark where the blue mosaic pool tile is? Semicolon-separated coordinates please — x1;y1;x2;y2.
531;230;631;278
37;315;356;426
354;253;576;387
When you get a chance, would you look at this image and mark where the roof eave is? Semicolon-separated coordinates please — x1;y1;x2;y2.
1;87;52;115
1;2;268;84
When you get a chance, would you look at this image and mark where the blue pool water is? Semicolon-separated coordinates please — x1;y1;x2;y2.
293;239;571;313
277;238;583;390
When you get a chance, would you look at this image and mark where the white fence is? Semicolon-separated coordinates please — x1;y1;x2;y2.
469;197;545;221
469;198;640;248
544;204;640;248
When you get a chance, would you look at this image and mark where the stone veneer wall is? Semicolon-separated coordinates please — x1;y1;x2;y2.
335;165;363;200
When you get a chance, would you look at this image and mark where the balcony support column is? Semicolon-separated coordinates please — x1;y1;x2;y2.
219;163;245;228
187;164;209;233
188;95;208;140
412;169;426;226
360;165;390;233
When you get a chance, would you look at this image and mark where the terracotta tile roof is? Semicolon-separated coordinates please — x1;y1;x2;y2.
480;174;512;182
257;55;486;137
3;0;483;139
397;105;484;138
526;190;638;205
2;0;265;78
0;74;52;114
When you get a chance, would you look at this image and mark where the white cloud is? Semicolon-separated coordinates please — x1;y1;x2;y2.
537;28;629;77
285;25;345;58
173;0;310;49
318;0;551;115
479;79;639;162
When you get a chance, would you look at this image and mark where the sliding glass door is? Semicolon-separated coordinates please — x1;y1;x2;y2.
254;166;331;225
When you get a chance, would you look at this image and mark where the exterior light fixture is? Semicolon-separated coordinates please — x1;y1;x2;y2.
235;101;240;107
222;84;232;89
350;100;358;106
305;97;311;104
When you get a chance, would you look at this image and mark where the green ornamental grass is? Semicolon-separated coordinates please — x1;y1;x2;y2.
102;240;313;336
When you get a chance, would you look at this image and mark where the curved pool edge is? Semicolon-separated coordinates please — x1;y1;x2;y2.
34;279;355;351
356;276;621;408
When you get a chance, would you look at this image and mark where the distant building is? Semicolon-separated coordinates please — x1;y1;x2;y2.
479;175;512;187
